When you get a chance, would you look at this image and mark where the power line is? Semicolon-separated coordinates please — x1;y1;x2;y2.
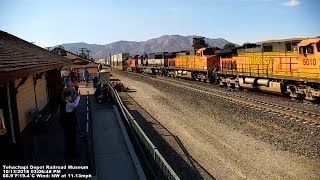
78;48;88;54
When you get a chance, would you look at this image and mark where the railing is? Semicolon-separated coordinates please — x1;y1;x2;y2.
102;76;180;180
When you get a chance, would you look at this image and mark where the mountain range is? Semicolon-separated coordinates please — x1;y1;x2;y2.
58;35;237;59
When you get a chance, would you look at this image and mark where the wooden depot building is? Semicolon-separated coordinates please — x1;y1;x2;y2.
51;46;100;79
0;30;71;159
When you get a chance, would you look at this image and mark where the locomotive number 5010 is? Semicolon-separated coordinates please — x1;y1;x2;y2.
303;59;317;66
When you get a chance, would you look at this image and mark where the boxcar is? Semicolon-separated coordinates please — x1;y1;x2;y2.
111;53;130;70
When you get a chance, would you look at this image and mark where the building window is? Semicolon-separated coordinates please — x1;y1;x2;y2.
263;46;273;52
286;43;292;51
292;42;298;51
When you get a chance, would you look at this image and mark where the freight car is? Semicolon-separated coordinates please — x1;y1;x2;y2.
216;38;320;101
111;53;130;70
138;52;176;75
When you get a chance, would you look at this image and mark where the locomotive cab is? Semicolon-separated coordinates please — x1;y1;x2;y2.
288;38;320;101
298;38;320;63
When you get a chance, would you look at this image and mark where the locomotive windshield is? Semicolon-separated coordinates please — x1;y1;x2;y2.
317;42;320;52
299;44;314;54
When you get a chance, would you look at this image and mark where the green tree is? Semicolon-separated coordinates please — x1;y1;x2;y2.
192;37;208;50
223;43;236;49
242;42;258;48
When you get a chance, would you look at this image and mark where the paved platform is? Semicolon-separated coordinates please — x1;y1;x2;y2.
14;96;90;173
88;88;146;180
2;81;146;179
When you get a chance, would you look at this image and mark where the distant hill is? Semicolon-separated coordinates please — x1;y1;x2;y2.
59;35;238;59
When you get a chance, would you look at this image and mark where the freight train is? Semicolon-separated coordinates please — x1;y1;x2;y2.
109;37;320;101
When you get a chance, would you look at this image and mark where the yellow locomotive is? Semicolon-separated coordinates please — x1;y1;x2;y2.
218;37;320;101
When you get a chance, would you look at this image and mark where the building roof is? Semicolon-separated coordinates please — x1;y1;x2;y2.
0;31;72;83
66;52;81;60
51;47;91;63
256;38;306;45
62;62;100;70
215;49;232;54
298;38;320;46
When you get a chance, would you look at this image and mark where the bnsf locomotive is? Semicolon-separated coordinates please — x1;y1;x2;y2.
109;37;320;101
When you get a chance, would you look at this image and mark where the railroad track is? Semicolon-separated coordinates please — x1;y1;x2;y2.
126;72;320;128
181;77;320;112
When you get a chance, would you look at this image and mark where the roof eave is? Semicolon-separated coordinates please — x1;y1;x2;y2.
0;63;67;84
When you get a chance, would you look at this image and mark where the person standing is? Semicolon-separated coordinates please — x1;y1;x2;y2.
62;81;78;101
98;62;103;79
76;69;80;82
72;78;80;94
61;70;68;86
60;91;80;158
82;67;89;87
69;69;75;83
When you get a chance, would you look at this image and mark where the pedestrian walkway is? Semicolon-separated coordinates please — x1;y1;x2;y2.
15;82;147;179
88;90;146;180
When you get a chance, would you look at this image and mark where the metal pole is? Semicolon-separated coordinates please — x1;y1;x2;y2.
6;82;16;144
33;76;38;108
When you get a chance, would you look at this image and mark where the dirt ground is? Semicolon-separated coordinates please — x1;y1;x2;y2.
112;73;320;180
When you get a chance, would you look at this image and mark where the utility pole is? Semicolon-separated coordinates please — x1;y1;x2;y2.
78;48;88;54
79;48;88;54
78;48;88;59
86;49;91;59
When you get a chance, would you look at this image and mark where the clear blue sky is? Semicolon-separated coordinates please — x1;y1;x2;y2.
0;0;319;47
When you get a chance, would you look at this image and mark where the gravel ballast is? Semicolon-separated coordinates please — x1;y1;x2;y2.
112;72;320;180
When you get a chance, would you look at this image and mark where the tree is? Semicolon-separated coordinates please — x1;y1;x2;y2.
223;43;236;49
79;52;88;59
192;37;208;50
242;42;258;48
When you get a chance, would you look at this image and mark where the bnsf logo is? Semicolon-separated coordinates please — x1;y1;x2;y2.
303;59;317;66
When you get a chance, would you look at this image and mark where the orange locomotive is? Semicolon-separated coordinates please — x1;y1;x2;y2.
171;48;219;82
217;38;320;101
120;37;320;101
126;55;140;72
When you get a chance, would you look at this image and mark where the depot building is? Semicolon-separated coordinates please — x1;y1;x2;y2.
0;30;71;161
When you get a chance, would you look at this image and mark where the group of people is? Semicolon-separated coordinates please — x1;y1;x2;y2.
62;67;90;88
60;67;89;158
59;64;103;158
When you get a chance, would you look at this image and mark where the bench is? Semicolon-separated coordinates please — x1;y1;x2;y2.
30;108;51;126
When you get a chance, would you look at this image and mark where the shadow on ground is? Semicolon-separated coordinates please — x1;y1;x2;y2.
119;92;215;180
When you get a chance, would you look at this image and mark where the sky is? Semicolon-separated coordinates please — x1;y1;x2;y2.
0;0;319;47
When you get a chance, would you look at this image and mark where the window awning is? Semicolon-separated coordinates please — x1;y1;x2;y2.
298;38;320;47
